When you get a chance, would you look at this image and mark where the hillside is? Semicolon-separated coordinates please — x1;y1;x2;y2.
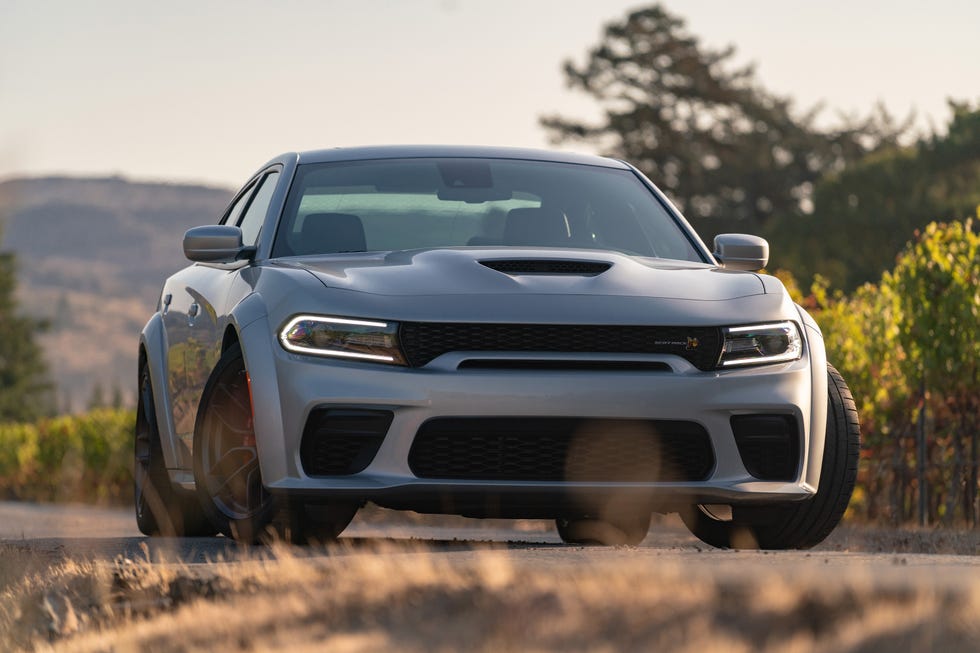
0;176;233;411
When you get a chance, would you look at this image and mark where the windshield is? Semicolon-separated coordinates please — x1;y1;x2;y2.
272;158;705;262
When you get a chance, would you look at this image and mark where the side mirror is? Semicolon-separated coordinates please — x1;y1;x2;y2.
713;233;769;271
183;225;254;263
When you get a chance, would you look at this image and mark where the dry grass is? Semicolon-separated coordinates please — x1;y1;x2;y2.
823;524;980;556
2;536;979;653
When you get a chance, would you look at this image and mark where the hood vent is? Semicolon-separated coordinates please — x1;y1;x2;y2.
480;259;611;276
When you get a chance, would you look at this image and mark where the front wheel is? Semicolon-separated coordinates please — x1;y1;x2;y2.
681;363;860;550
193;344;276;542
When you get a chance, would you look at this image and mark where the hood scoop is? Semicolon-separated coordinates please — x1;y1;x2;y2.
479;259;612;276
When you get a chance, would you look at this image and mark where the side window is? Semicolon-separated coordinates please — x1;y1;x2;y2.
237;171;280;246
221;182;256;226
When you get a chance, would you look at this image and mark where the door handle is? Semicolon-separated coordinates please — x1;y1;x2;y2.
188;303;200;317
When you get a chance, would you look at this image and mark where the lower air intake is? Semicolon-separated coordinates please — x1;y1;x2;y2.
408;417;714;482
300;409;393;476
731;414;800;481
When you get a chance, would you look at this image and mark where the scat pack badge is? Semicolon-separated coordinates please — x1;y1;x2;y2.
653;336;700;350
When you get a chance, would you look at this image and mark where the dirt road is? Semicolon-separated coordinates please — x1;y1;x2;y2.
2;501;979;651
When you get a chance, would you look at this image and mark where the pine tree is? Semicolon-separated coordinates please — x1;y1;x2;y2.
88;382;106;410
541;4;908;245
0;246;52;422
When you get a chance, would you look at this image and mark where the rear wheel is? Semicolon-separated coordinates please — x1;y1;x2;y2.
134;363;213;537
681;363;860;549
193;344;276;542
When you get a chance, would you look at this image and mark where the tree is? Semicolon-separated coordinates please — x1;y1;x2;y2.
87;382;106;411
542;4;907;246
773;103;980;289
0;246;52;422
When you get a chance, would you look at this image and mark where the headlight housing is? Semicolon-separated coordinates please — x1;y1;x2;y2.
279;315;406;365
719;321;803;368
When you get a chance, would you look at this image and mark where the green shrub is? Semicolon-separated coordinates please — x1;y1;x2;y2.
0;409;135;504
0;423;39;492
807;218;980;524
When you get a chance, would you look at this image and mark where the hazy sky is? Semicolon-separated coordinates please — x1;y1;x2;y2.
2;0;978;188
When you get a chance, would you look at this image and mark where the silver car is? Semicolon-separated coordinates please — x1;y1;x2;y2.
135;145;860;548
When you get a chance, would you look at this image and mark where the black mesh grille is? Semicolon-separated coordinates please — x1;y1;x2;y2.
399;323;722;370
731;415;800;481
480;259;612;275
408;418;714;482
300;409;393;476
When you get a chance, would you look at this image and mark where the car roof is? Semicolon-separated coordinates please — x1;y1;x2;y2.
289;145;629;169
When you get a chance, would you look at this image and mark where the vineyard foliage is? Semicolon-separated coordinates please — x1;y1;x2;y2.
807;218;980;524
0;408;134;504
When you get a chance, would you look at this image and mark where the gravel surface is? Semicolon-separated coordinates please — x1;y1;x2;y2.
2;501;979;651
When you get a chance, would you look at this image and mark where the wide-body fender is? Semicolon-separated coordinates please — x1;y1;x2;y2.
236;311;290;489
799;306;828;491
139;313;188;477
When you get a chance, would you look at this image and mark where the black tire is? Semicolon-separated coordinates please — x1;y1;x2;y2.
556;511;650;546
681;363;860;550
135;363;214;537
193;343;277;542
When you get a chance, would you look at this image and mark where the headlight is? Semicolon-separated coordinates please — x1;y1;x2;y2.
279;315;407;365
719;321;803;368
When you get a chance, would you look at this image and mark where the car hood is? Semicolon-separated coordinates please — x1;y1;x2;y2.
276;248;765;301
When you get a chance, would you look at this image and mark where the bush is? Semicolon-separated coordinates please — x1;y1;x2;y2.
804;218;980;525
0;409;135;504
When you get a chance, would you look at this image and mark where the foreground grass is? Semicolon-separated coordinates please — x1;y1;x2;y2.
2;537;979;653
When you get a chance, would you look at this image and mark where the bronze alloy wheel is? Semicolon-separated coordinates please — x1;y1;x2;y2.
194;344;276;541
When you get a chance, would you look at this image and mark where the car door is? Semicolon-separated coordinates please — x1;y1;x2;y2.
162;169;280;466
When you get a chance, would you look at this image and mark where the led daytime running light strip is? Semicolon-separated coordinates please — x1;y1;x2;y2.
725;322;796;334
283;315;389;329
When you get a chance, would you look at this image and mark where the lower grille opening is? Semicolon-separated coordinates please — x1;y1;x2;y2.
408;417;714;482
300;409;393;476
731;414;800;481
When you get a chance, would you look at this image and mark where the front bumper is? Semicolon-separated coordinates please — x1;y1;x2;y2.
242;312;824;516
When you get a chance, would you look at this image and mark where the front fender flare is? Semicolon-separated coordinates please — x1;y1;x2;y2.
139;313;186;473
799;306;828;491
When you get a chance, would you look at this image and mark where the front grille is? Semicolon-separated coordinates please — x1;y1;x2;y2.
408;417;714;482
300;409;393;476
731;415;800;481
399;323;722;370
480;259;612;275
